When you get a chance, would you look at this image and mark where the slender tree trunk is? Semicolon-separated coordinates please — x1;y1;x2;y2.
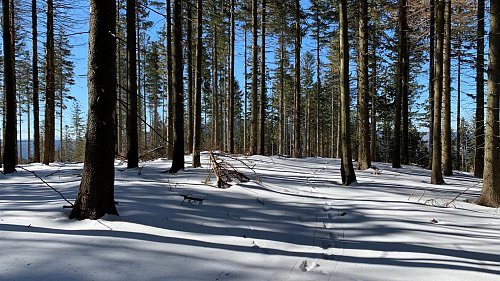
357;0;370;169
32;0;40;163
293;0;302;158
258;0;266;155
279;31;285;156
2;0;16;172
477;0;500;207
192;0;202;168
401;0;409;165
431;0;445;185
442;0;452;176
456;35;462;170
228;0;235;154
474;0;485;177
315;11;321;157
43;0;55;165
212;27;219;148
250;0;258;155
428;0;435;170
393;0;405;169
371;32;378;162
70;0;118;220
126;0;138;169
187;3;194;153
169;0;184;173
166;0;174;159
339;0;356;185
244;27;248;152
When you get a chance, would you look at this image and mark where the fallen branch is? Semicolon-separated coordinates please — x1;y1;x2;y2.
445;180;482;207
16;166;74;207
206;151;251;188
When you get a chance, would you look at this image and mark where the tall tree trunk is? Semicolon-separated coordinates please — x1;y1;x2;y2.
192;0;202;168
477;0;500;207
431;0;445;185
357;0;370;170
43;0;55;165
250;0;258;155
70;0;118;220
401;0;409;165
279;31;285;156
126;0;139;169
456;35;462;170
228;0;235;154
244;27;248;152
371;31;378;162
293;0;302;158
32;0;40;163
212;27;219;148
474;0;485;177
428;0;435;170
315;10;321;157
187;3;194;153
393;0;405;169
258;0;266;155
442;0;452;176
2;0;16;172
169;0;185;173
166;0;174;159
339;0;356;185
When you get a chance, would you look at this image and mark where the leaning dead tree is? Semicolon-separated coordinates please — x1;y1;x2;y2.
205;151;252;188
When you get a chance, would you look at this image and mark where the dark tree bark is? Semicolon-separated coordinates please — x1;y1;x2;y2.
187;3;194;153
126;0;139;169
258;0;266;155
357;0;370;170
43;0;55;165
477;0;500;207
370;28;378;163
442;0;452;176
393;0;406;169
169;0;185;173
401;0;409;165
428;0;435;170
166;0;174;159
250;0;258;155
293;0;302;158
339;0;356;185
2;0;17;173
32;0;40;163
474;0;485;178
456;34;462;170
192;0;202;168
431;0;445;185
70;0;118;220
228;0;235;154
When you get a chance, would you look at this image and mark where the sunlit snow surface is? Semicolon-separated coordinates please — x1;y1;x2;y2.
1;153;499;281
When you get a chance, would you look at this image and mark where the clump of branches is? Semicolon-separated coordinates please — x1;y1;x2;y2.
205;151;254;188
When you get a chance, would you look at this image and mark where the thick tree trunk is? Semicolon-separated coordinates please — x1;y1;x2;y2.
250;0;258;155
258;0;266;155
43;0;55;165
32;0;40;163
127;0;139;169
357;0;370;170
293;0;302;158
70;0;118;220
192;0;202;168
442;0;453;176
478;0;500;207
339;0;356;185
431;0;445;185
2;0;17;173
169;0;185;173
474;0;485;177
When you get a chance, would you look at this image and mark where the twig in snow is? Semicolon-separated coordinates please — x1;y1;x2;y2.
16;166;74;207
445;180;482;207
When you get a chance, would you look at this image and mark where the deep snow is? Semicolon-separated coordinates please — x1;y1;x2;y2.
1;154;499;281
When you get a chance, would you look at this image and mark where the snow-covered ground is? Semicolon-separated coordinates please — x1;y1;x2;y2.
1;153;499;281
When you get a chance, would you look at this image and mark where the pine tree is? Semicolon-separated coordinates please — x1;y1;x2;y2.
70;0;119;220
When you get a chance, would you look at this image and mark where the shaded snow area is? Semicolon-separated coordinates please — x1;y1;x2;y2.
1;154;499;281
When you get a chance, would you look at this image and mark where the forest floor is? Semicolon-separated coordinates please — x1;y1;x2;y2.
0;153;499;281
